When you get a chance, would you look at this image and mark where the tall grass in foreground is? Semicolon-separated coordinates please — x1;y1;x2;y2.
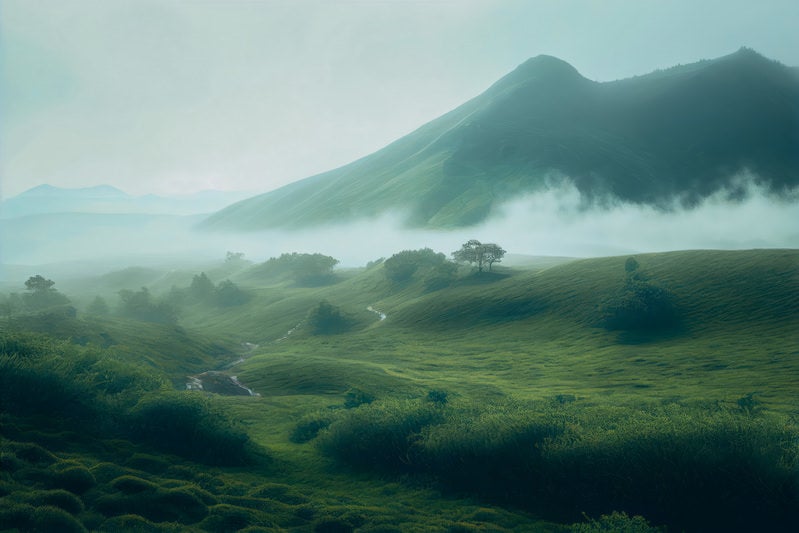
316;398;799;532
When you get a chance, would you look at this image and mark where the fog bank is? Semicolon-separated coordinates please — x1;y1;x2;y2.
1;181;797;282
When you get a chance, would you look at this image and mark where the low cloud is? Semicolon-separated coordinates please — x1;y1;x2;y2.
1;179;797;283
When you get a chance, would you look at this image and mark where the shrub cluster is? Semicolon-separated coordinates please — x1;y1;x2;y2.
129;392;258;466
255;252;339;286
316;398;799;531
600;258;678;331
307;301;352;335
0;332;262;466
383;248;458;290
186;273;251;307
117;287;178;324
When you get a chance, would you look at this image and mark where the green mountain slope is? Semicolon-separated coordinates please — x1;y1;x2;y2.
202;48;799;230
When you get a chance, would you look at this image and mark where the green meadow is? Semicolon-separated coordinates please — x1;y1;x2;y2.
1;248;797;532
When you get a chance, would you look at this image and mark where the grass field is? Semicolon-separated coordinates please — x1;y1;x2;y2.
1;249;797;532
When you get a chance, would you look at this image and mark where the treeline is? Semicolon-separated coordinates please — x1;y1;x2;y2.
251;252;339;286
0;275;72;315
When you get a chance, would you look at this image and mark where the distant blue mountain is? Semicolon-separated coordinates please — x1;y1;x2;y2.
1;184;255;218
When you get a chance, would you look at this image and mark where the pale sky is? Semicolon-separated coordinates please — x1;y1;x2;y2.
2;0;797;199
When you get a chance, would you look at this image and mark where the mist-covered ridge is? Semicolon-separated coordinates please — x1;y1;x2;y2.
1;184;253;218
202;48;799;231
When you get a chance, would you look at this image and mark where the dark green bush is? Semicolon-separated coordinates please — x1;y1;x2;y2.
426;389;449;405
307;301;352;335
125;453;171;474
255;252;339;286
600;280;678;331
539;407;799;530
7;442;58;464
290;413;335;443
129;391;259;465
0;451;23;472
0;332;57;358
52;465;96;494
384;248;457;290
318;399;446;471
21;489;85;515
90;462;143;483
31;505;87;532
200;504;265;531
571;511;662;532
89;358;166;397
344;388;375;408
0;355;94;420
95;485;208;524
249;483;309;505
319;399;799;531
111;475;158;494
214;279;251;306
117;287;178;324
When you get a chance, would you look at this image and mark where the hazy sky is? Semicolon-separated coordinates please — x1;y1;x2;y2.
2;0;798;199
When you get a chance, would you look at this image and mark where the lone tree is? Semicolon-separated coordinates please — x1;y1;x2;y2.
452;240;506;272
307;300;351;335
25;275;55;293
23;274;70;309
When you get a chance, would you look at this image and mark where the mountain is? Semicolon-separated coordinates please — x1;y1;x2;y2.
203;48;799;230
1;185;254;218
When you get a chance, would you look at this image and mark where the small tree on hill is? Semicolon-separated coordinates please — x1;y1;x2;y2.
22;274;70;309
215;279;250;306
258;252;339;286
25;275;55;292
452;240;506;272
600;259;678;331
307;300;351;335
118;287;177;324
189;272;216;301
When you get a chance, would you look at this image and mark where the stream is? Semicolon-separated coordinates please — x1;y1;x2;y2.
186;308;386;396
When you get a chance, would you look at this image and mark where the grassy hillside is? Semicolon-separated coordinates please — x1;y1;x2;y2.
202;49;799;230
2;249;797;531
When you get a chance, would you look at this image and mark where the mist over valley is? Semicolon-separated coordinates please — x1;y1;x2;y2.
2;3;798;531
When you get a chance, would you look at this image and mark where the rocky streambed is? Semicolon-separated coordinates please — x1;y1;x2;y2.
186;371;258;396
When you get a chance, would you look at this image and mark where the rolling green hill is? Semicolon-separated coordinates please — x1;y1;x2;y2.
202;48;799;230
2;249;797;531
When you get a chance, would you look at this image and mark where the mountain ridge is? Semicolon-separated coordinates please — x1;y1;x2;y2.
1;184;255;218
202;49;799;230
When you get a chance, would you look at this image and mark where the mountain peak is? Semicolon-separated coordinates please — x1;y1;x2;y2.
489;55;585;93
13;184;129;199
517;55;582;78
202;50;799;231
717;47;783;70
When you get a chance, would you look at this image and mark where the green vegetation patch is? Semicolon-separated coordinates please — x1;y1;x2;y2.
317;398;799;531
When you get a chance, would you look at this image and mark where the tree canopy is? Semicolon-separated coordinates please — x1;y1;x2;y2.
307;300;351;335
118;287;177;324
384;248;446;282
258;252;339;286
452;240;506;272
22;275;70;310
24;275;55;292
